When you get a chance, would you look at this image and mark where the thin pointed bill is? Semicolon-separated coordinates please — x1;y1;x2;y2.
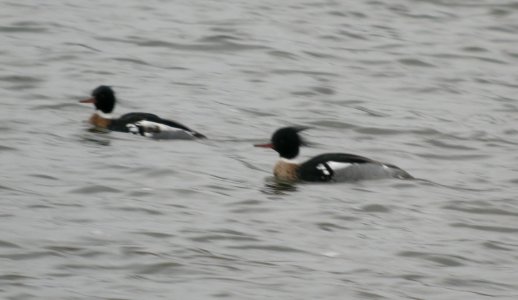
254;143;273;148
79;97;96;103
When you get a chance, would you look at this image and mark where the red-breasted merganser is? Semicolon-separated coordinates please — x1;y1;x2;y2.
255;127;412;182
79;85;206;139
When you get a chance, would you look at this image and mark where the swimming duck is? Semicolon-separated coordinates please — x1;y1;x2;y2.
255;127;412;182
79;85;206;139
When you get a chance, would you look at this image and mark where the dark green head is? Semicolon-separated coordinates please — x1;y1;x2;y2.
80;85;116;113
255;126;309;159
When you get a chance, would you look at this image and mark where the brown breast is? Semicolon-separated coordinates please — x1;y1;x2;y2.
89;114;112;129
273;161;299;181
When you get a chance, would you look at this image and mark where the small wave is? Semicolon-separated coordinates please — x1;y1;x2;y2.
109;206;164;216
135;262;183;275
429;53;507;65
443;205;518;217
416;153;489;160
482;241;514;251
130;38;269;52
316;222;349;231
230;207;272;214
64;42;103;52
0;251;61;260
304;51;339;59
227;244;306;253
0;25;47;33
45;245;84;253
461;46;488;53
0;75;43;83
113;57;152;66
0;145;17;152
291;91;318;97
271;69;337;76
0;240;21;248
398;251;467;267
267;50;297;60
354;126;440;136
28;174;58;180
198;34;242;43
425;139;478;151
307;120;357;129
398;58;435;67
312;87;335;95
190;234;259;243
353;106;389;117
69;185;121;194
132;231;175;238
360;204;391;213
450;223;518;233
0;274;34;281
443;277;516;289
32;102;78;111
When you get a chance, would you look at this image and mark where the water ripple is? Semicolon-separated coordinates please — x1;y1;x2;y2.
482;241;515;251
0;251;61;260
398;58;436;67
69;185;121;194
190;234;259;243
443;205;518;217
416;153;489;160
227;245;307;253
0;274;34;281
128;38;270;52
450;223;518;233
360;204;391;213
271;69;337;77
397;251;467;267
0;145;17;152
109;206;164;216
0;25;47;33
0;75;43;84
0;240;21;248
135;262;183;275
132;231;175;239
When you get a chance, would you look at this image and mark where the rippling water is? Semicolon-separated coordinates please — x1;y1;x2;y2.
1;0;518;299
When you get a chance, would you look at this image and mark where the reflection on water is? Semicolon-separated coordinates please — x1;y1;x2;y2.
80;130;112;146
261;176;298;195
87;127;110;134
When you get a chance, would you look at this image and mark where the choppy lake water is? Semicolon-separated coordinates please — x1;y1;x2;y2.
1;0;518;299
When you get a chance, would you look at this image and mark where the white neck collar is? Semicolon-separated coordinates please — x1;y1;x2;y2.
280;157;299;164
95;110;113;119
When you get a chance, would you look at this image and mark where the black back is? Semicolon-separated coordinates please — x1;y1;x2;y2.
109;112;206;138
298;153;373;182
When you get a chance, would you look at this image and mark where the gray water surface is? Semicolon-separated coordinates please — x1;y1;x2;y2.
1;0;518;299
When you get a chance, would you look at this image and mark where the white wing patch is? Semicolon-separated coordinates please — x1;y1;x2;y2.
331;162;409;181
317;161;353;176
316;163;331;176
139;120;185;133
127;120;196;139
327;161;352;171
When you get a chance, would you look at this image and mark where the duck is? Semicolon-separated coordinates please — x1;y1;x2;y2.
79;85;206;139
254;127;412;182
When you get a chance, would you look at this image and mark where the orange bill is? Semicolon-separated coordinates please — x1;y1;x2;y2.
254;143;273;148
79;97;96;103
